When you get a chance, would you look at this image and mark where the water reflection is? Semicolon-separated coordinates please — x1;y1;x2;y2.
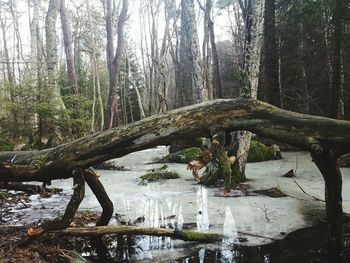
221;206;239;263
196;186;209;231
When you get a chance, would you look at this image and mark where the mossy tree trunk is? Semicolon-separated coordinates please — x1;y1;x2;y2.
0;98;349;252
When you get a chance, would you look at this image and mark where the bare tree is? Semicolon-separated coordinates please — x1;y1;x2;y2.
60;0;79;96
104;0;129;129
86;0;104;131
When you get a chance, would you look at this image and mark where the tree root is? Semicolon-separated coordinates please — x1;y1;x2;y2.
19;169;85;247
84;168;114;259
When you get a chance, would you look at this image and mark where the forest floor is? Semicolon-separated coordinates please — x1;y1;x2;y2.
0;191;100;262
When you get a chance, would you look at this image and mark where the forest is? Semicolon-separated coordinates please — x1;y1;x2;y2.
0;0;350;262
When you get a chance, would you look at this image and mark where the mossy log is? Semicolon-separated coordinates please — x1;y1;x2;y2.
58;226;222;242
0;98;349;253
1;98;350;183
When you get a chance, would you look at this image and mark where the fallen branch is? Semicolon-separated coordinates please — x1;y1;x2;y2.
58;226;221;242
56;225;279;242
0;225;279;242
292;178;325;202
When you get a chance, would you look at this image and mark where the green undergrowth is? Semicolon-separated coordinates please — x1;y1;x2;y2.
165;141;281;164
139;165;180;184
247;140;282;162
163;147;202;163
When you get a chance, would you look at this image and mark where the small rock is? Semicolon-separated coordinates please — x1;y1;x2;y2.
282;169;296;178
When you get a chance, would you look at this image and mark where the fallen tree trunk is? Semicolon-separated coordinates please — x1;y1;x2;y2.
0;98;348;253
1;98;350;182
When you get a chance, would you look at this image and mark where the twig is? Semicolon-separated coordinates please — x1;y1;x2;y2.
293;178;325;202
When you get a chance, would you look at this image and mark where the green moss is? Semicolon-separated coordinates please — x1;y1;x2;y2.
166;147;202;163
178;229;221;242
140;165;180;184
247;140;282;162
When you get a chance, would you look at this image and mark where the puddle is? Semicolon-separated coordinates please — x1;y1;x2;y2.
2;147;350;262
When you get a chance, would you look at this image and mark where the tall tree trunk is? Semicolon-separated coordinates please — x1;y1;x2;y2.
104;0;128;129
176;0;204;107
264;0;280;107
86;0;104;131
45;0;66;146
31;0;45;143
60;0;79;96
198;0;213;100
298;0;309;113
330;0;344;119
233;0;265;180
208;16;223;98
199;0;223;99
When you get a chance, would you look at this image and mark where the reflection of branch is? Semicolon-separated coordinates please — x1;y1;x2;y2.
293;178;325;202
237;230;278;241
250;202;272;222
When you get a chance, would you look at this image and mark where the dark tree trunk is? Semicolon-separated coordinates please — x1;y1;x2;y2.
264;0;280;107
330;0;344;119
310;144;343;254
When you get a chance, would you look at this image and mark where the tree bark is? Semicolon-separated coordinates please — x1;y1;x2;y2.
233;0;265;181
177;0;204;107
45;0;66;146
